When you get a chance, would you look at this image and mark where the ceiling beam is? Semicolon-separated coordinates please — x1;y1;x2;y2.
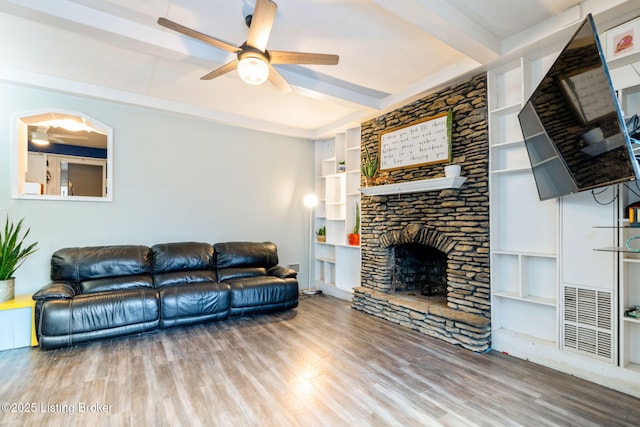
0;65;316;139
0;0;383;109
372;0;501;64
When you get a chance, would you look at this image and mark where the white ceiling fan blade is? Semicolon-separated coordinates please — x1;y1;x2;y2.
268;64;292;93
48;133;88;140
270;51;339;65
247;0;277;52
201;59;239;80
158;17;240;53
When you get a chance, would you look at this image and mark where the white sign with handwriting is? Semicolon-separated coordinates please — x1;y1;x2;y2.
379;112;449;171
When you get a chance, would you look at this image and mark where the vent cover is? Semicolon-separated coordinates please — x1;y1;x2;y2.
563;286;614;361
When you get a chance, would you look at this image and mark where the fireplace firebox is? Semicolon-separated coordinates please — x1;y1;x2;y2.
392;243;447;297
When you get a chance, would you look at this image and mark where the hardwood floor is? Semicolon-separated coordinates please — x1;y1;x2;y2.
0;295;638;426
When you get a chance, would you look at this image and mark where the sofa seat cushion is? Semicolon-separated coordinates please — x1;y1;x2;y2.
37;288;159;341
159;282;231;328
216;267;266;281
154;271;217;288
226;276;298;316
80;274;154;294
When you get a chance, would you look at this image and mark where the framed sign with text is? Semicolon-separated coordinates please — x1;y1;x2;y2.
378;112;449;171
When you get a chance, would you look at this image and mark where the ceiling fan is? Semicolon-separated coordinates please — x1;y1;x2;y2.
29;126;90;146
157;0;339;92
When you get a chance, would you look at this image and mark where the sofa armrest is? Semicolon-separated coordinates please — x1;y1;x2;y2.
32;282;81;301
268;266;297;279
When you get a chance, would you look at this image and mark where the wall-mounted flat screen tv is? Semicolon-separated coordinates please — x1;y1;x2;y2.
518;13;639;201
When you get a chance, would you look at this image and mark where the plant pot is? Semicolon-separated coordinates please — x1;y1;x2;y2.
316;235;326;243
0;278;15;303
444;164;461;178
365;177;376;187
348;233;360;246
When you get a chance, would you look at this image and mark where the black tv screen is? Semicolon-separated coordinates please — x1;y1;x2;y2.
518;14;639;201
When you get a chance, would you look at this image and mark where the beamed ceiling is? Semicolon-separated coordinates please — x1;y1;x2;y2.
0;0;638;138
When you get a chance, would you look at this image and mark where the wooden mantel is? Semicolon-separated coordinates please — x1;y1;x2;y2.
359;176;466;196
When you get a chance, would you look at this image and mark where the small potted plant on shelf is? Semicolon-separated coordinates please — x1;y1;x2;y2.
361;146;379;186
316;226;326;243
443;109;461;178
0;217;38;303
338;161;346;173
348;203;360;246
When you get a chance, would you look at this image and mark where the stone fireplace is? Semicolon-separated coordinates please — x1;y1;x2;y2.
352;73;491;352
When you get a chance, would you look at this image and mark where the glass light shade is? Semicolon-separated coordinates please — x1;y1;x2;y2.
303;193;318;208
31;131;49;145
237;57;269;85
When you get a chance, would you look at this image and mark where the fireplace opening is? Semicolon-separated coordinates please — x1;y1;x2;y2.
391;243;447;297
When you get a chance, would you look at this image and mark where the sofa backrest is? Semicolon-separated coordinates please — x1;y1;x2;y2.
214;241;278;282
51;245;154;294
151;242;216;287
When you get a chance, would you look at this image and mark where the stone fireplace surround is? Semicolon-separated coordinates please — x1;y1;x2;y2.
352;73;491;352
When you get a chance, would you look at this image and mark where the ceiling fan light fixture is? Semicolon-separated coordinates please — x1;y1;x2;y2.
237;56;269;85
31;131;50;146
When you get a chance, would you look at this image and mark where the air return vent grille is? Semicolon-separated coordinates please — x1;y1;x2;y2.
563;286;614;362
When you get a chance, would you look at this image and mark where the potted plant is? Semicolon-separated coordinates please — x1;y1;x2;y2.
348;203;360;246
316;226;326;243
361;146;379;186
0;217;38;302
337;161;346;173
443;109;461;178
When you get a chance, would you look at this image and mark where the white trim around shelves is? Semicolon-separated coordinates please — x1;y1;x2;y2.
491;249;557;258
491;166;532;175
491;139;524;149
489;102;522;116
493;290;557;307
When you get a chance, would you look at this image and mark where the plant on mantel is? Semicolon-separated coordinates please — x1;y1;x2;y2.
0;217;38;302
361;146;379;186
444;108;461;178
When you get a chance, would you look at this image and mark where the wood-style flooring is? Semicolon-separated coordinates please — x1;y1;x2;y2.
0;295;638;426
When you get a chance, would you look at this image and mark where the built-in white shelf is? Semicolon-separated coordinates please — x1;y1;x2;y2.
314;127;362;299
359;176;466;196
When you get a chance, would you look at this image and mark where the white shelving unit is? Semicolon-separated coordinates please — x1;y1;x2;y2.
614;61;640;371
313;127;361;299
489;21;640;392
488;55;561;349
611;190;640;371
614;227;640;371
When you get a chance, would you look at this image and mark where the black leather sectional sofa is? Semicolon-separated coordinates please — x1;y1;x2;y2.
32;241;298;350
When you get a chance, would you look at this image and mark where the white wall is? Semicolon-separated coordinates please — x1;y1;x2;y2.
0;82;315;294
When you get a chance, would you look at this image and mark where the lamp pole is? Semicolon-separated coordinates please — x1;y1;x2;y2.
303;194;318;295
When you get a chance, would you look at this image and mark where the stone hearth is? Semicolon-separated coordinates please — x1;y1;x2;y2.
353;73;491;352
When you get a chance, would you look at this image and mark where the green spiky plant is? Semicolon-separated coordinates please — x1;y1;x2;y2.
316;226;326;236
361;146;379;179
0;217;38;280
353;203;360;234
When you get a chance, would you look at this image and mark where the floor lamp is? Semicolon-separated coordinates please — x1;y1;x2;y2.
303;193;318;295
